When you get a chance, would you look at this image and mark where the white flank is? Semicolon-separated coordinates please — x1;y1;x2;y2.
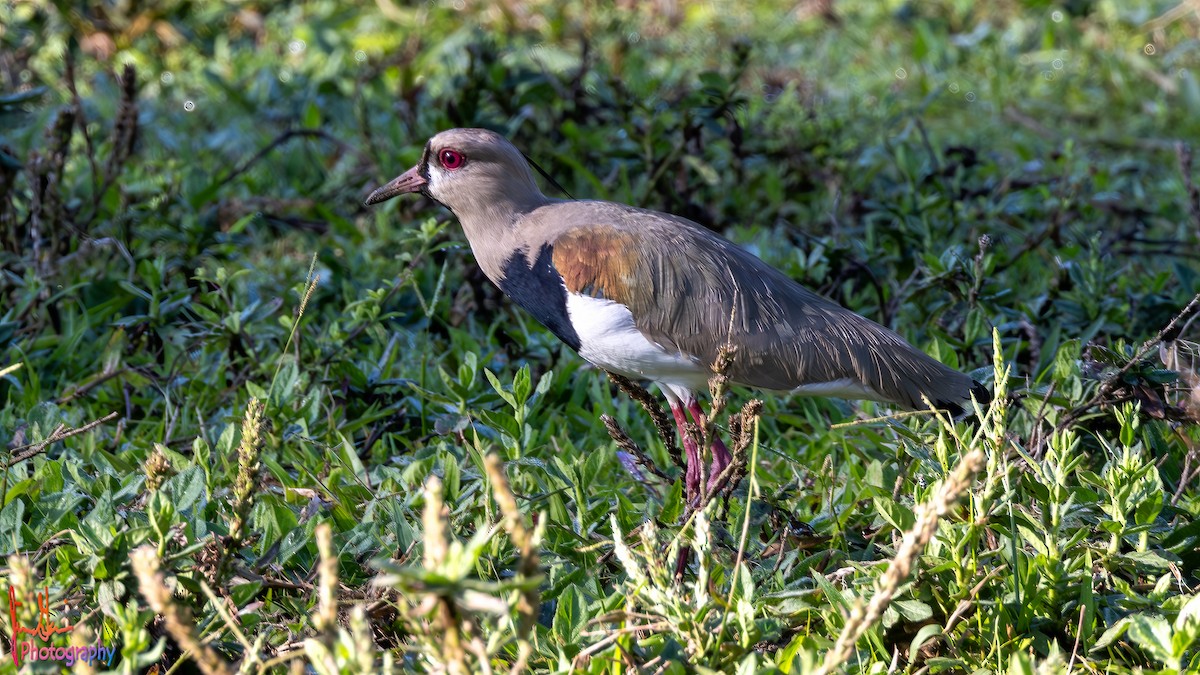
565;293;708;390
789;377;884;401
565;293;889;405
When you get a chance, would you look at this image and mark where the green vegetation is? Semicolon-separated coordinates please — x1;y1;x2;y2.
2;0;1199;672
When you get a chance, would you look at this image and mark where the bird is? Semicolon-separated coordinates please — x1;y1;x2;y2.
366;127;986;506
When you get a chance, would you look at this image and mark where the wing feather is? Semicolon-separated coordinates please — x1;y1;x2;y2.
537;201;975;410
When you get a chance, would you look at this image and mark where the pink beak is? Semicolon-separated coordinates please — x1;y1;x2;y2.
365;164;427;205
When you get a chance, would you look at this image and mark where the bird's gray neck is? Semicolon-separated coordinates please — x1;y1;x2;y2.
454;194;551;282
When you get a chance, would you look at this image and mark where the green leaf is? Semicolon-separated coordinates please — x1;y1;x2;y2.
1173;594;1200;658
683;155;720;186
270;355;301;407
441;449;461;502
775;634;820;673
230;581;264;607
734;653;757;675
873;496;915;532
162;466;206;512
1092;616;1132;651
1126;614;1175;667
302;100;321;129
276;522;311;565
484;369;517;408
148;491;178;535
659;479;684;524
0;86;47;106
0;500;26;552
1121;549;1176;571
456;352;479;391
512;365;531;405
893;599;934;623
909;623;943;662
1006;651;1034;675
698;71;729;92
534;369;554;397
2;479;35;506
246;381;269;401
551;584;587;643
1133;483;1164;526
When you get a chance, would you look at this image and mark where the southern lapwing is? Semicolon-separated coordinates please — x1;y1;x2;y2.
366;128;985;504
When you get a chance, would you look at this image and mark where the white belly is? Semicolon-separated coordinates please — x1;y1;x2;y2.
565;293;709;390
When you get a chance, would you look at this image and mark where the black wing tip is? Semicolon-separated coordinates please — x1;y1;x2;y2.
970;380;992;406
934;380;992;419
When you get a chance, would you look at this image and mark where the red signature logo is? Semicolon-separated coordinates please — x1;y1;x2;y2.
8;586;74;644
6;578;116;669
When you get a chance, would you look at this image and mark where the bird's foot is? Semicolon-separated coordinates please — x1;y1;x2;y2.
672;403;704;501
684;399;736;498
707;436;733;494
683;437;703;505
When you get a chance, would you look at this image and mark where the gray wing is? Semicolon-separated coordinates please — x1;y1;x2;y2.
538;200;976;410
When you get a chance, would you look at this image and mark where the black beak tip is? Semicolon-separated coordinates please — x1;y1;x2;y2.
364;188;389;207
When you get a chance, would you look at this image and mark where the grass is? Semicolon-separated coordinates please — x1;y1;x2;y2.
2;0;1200;672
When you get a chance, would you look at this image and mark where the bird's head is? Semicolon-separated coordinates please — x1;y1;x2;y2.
365;128;547;217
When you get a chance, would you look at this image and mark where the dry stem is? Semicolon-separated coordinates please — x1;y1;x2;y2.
483;453;541;675
813;448;986;675
132;546;232;675
607;373;682;466
314;523;338;637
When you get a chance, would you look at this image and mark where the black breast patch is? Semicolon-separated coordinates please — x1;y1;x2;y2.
497;244;582;352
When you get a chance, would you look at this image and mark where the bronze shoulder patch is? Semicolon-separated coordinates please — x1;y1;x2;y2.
551;226;640;306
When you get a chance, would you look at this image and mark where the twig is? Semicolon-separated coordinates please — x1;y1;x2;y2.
1143;0;1200;32
1066;603;1086;673
272;253;319;394
1028;381;1057;459
1171;429;1200;506
320;270;415;366
992;196;1070;277
1002;106;1055;139
580;621;675;638
213;129;349;195
256;648;309;672
5;411;119;465
56;367;129;404
1056;293;1200;432
77;64;140;232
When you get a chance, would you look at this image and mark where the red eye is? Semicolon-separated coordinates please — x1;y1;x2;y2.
438;149;464;170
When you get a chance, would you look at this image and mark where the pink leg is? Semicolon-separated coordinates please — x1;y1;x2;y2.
670;403;701;502
686;400;732;493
